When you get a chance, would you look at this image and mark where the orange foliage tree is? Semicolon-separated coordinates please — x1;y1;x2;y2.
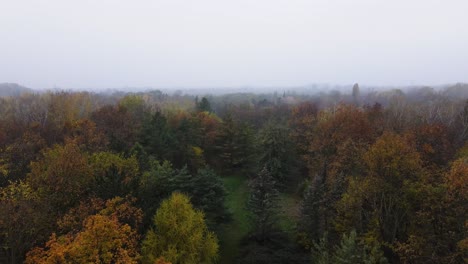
25;214;140;264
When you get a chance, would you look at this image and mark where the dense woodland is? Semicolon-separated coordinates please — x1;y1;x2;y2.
0;83;467;264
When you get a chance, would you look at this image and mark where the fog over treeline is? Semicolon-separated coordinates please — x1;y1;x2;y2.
0;78;467;263
3;81;468;94
2;1;468;88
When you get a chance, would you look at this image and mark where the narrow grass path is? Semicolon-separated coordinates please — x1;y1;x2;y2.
278;193;302;235
218;176;250;264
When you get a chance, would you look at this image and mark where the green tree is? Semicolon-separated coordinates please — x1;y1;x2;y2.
247;166;280;242
332;230;387;264
190;167;230;227
138;160;178;223
312;231;387;264
215;114;256;174
196;97;212;113
258;121;296;185
141;192;218;264
168;111;203;170
26;142;93;212
139;111;176;161
138;161;229;229
298;175;327;249
89;151;140;200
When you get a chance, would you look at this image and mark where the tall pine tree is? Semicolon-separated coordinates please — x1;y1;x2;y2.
247;166;279;242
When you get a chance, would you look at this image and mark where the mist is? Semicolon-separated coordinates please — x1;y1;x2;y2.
1;0;467;90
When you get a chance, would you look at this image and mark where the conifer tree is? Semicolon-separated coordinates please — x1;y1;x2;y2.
196;97;212;112
258;121;296;185
247;166;279;242
215;114;256;174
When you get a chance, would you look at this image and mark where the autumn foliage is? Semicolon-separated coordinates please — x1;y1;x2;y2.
0;86;466;263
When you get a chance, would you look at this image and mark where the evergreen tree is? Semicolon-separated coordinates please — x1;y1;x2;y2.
139;111;176;161
191;167;231;228
138;161;229;229
258;121;296;186
312;234;331;264
247;166;279;242
352;83;360;104
215;114;256;174
239;166;308;264
196;97;212;112
312;230;387;264
298;172;327;249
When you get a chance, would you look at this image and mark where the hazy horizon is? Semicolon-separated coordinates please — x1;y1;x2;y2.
1;0;467;90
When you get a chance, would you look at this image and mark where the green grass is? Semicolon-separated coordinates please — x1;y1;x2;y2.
278;193;301;234
218;175;250;264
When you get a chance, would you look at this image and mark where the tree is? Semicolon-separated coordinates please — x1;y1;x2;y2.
289;102;318;159
258;121;296;185
138;160;178;225
298;174;327;248
240;166;306;264
215;114;256;174
436;157;467;263
25;214;140;264
0;181;54;263
26;141;93;212
332;230;387;264
118;94;149;125
308;104;374;180
196;97;212;112
91;104;140;153
57;196;143;235
89;151;140;200
139;111;176;162
352;83;360;104
408;123;454;167
312;231;387;264
335;132;423;260
138;161;229;229
0;128;46;184
62;118;108;152
190;167;230;227
193;111;222;167
168;111;204;170
247;167;280;242
141;192;218;264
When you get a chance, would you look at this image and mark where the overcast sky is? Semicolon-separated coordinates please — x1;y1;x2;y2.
1;0;467;90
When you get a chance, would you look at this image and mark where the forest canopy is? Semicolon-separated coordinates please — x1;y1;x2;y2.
0;84;467;264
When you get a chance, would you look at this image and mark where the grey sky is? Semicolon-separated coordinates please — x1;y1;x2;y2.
1;0;467;89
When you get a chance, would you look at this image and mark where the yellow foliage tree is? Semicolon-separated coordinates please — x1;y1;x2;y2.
142;192;218;264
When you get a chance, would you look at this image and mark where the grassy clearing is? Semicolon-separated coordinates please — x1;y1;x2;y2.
218;175;250;263
278;193;301;235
